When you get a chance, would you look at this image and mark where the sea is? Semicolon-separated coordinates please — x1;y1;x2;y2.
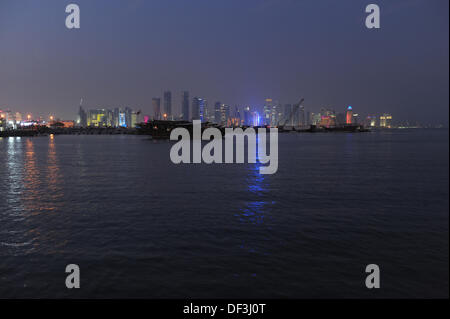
0;129;448;298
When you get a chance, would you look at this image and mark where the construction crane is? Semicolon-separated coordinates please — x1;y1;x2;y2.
278;98;304;129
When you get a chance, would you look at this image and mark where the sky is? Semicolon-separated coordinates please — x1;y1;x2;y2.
0;0;448;124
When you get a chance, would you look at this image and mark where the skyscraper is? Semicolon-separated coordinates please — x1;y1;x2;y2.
271;102;279;126
182;91;189;121
152;98;161;120
220;104;230;125
346;106;353;124
192;97;206;121
243;106;251;126
203;99;208;121
299;105;306;126
214;102;221;124
163;91;172;120
380;114;392;128
264;98;272;126
77;106;87;127
283;104;292;126
229;105;241;126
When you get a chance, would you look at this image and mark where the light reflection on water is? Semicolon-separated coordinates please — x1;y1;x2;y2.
1;137;31;254
236;135;271;225
47;135;63;203
1;136;66;255
240;163;266;225
235;136;276;259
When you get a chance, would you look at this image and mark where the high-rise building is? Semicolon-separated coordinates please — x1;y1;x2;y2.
263;98;272;126
379;113;392;128
77;106;87;127
346;106;353;124
202;99;208;122
220;104;230;125
118;111;126;127
87;109;107;127
366;115;377;127
181;91;189;121
214;102;221;124
271;102;280;126
163;91;172;120
192;97;206;121
283;104;292;125
243;106;251;126
125;107;132;127
319;108;336;127
252;111;261;127
152;98;161;120
352;113;360;125
310;112;322;125
229;105;241;126
131;111;138;128
299;106;306;127
192;97;199;120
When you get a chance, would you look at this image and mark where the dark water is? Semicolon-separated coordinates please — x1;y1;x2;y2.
0;129;448;298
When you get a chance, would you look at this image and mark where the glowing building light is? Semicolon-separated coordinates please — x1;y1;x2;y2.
346;106;353;124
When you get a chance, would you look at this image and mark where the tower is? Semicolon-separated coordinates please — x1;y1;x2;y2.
346;106;353;125
163;91;172;120
152;98;161;120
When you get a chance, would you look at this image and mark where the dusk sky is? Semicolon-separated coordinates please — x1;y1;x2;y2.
0;0;448;124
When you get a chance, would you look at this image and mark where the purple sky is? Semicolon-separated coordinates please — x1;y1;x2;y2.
0;0;448;124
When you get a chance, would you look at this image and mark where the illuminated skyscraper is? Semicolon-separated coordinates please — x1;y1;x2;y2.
380;113;392;128
87;109;107;127
203;99;208;121
77;106;87;127
299;105;306;126
346;106;353;124
271;102;280;126
283;104;292;125
220;104;230;125
263;98;272;126
214;102;221;124
252;111;261;127
311;112;322;125
163;91;172;120
229;105;241;126
364;115;377;127
192;97;206;121
152;98;161;120
243;106;251;126
131;111;139;128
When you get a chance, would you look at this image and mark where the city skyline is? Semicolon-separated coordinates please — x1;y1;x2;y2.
0;0;448;125
0;97;405;130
